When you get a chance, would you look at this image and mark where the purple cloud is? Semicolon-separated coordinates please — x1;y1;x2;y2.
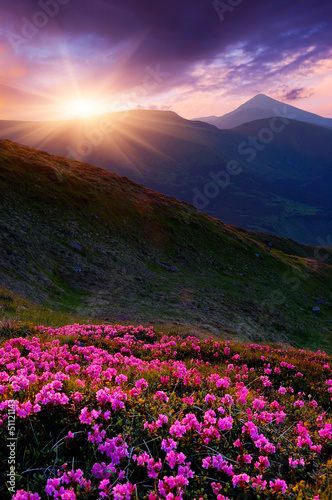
282;88;315;100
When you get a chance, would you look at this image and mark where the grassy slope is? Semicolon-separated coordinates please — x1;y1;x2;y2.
0;139;331;351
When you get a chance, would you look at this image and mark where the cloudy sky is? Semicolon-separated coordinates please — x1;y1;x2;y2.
0;0;332;121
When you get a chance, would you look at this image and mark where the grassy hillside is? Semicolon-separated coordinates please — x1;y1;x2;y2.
0;139;331;351
0;110;331;245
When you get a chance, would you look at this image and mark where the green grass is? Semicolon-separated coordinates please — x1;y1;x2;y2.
0;285;93;327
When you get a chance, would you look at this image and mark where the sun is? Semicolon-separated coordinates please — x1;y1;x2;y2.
64;98;105;119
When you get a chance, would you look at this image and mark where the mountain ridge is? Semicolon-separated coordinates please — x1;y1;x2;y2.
194;94;332;129
0;108;331;245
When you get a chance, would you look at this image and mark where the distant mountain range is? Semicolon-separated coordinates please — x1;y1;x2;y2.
0;98;331;245
194;94;332;129
1;138;331;349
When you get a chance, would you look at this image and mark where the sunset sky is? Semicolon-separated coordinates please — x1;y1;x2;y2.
0;0;332;121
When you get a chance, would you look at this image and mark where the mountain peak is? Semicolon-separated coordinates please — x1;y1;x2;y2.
240;94;277;109
195;94;332;131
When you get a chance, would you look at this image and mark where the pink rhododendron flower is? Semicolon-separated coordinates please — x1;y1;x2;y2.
182;396;194;405
12;492;41;500
205;393;216;403
269;479;288;494
318;423;332;440
252;475;267;490
154;391;169;403
169;420;187;438
166;450;186;469
232;473;250;487
111;481;136;500
161;438;178;453
289;457;305;468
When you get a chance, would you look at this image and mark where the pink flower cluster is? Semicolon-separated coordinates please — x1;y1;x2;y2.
0;323;331;500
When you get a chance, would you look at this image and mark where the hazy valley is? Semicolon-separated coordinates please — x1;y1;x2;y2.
1;96;331;246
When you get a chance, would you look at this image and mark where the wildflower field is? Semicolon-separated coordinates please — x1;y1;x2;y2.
0;323;331;500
